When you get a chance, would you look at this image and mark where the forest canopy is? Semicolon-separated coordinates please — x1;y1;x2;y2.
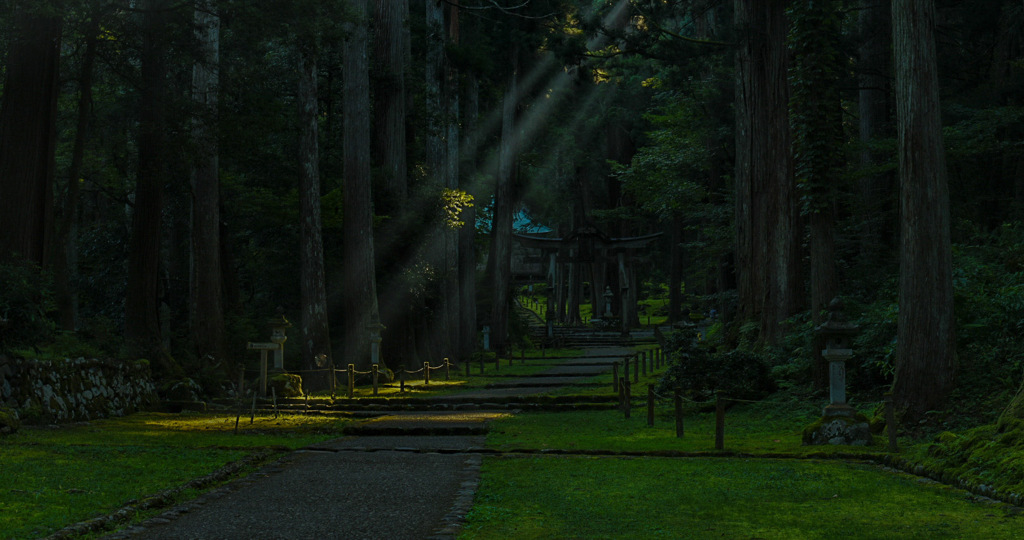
0;0;1022;424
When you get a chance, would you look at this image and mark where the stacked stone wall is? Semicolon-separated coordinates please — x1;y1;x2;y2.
0;356;157;424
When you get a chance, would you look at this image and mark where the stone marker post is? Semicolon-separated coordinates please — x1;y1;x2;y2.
367;321;385;365
482;326;491;351
603;286;614;318
268;308;291;371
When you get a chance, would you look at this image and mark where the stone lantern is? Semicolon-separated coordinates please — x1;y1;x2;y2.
804;297;872;446
816;297;858;417
267;307;291;371
603;286;614;318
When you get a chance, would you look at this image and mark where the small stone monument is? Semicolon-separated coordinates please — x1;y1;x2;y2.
367;320;385;364
603;286;614;318
803;298;873;446
268;308;291;371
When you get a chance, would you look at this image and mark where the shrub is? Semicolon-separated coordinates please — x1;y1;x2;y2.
0;261;56;351
657;329;775;401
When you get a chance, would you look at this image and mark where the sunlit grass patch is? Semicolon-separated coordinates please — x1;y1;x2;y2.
0;412;352;538
461;456;1023;539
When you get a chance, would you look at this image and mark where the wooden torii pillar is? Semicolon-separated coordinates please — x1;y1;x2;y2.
514;226;662;336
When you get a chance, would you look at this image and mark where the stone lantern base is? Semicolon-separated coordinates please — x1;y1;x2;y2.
802;412;875;446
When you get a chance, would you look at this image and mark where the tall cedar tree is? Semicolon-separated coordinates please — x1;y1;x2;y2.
490;47;519;352
298;38;332;388
371;0;411;368
425;0;457;359
892;0;956;421
191;0;227;361
0;9;60;266
342;0;382;368
53;14;100;331
125;0;171;367
733;0;799;344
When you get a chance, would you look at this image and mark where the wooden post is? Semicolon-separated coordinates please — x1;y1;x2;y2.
250;390;257;425
623;356;630;385
885;392;898;453
372;364;379;395
271;387;278;419
641;351;647;376
445;358;450;380
674;391;684;437
633;354;639;383
612;362;619;393
259;350;267;396
507;348;513;366
347;364;355;399
400;369;405;393
424;361;430;385
329;355;336;399
647;384;654;427
624;378;631;419
715;391;725;450
618;376;625;411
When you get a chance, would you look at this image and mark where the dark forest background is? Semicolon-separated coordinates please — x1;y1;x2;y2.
1;0;1023;427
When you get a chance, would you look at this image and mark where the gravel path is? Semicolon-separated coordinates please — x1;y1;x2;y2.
99;346;635;539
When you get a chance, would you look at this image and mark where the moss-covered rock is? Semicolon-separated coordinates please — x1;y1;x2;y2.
802;413;875;446
270;374;303;398
160;378;203;402
0;406;19;435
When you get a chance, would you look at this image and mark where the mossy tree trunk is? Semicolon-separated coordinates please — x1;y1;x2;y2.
891;0;956;422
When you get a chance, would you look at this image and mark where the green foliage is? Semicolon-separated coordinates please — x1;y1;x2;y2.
657;329;775;401
0;261;56;351
0;406;19;436
439;188;474;229
787;0;845;215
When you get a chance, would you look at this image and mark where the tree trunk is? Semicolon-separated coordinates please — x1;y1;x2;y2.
668;215;683;324
342;0;382;369
858;0;895;262
298;42;332;389
54;17;98;330
372;0;412;369
490;50;519;351
733;0;798;344
892;0;956;421
125;0;170;366
0;10;60;266
458;70;480;359
190;0;226;362
425;0;459;359
372;0;408;215
444;1;461;359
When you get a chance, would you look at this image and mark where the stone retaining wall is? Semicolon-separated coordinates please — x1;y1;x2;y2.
0;355;157;424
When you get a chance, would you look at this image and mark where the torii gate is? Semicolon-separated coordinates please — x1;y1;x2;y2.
514;225;663;337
